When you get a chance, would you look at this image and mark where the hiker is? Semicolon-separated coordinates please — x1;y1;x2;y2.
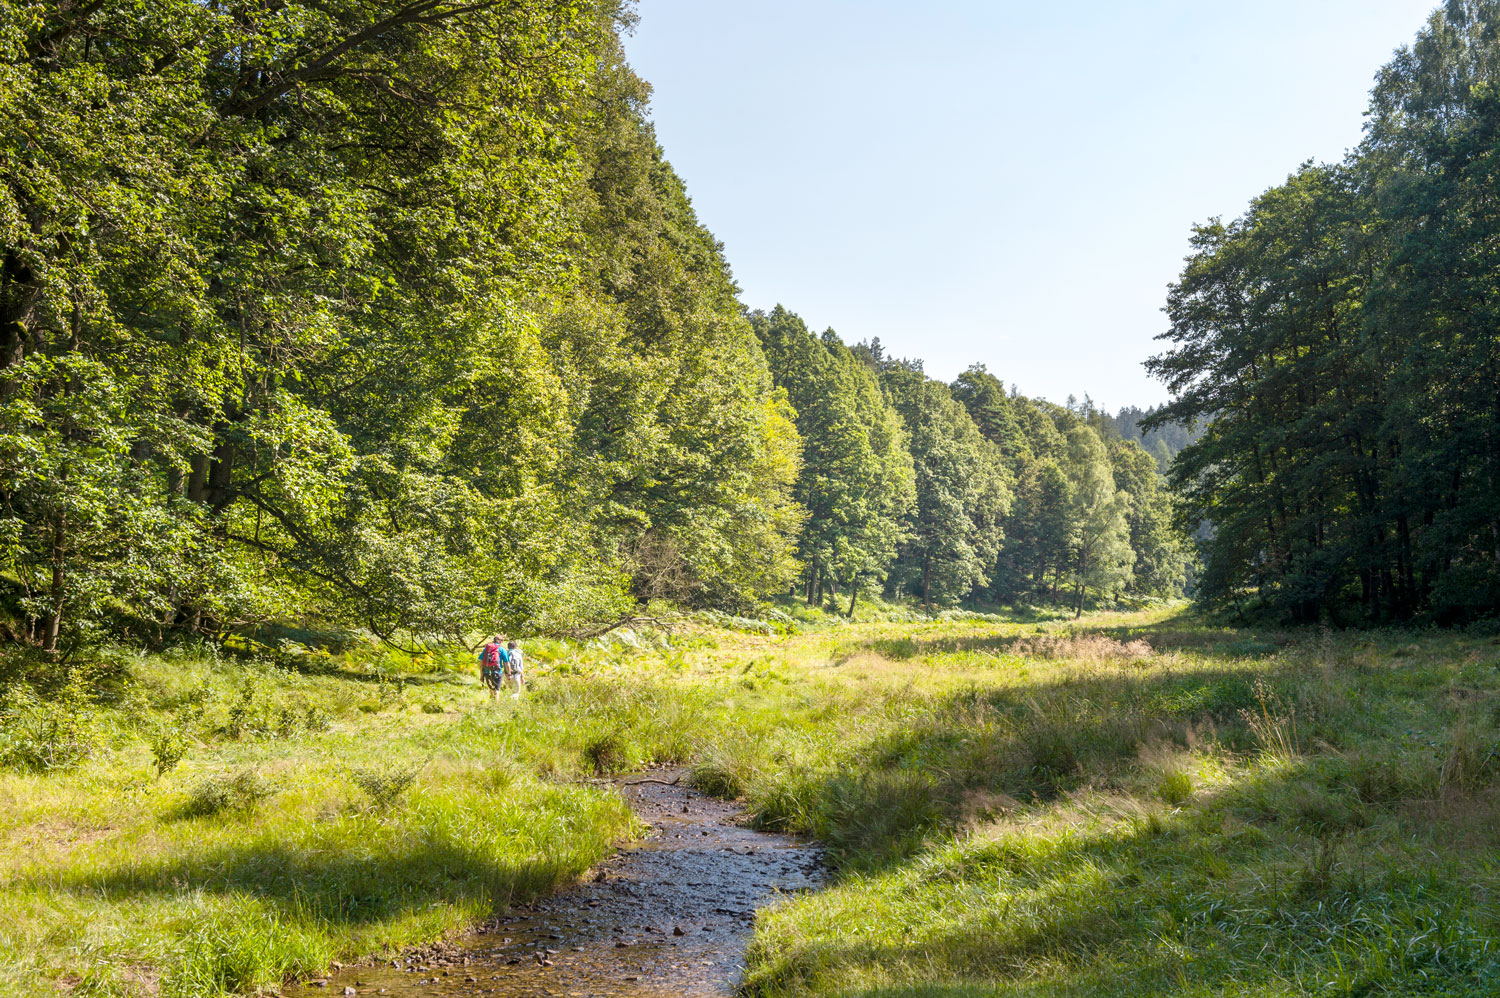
503;639;525;698
478;634;509;700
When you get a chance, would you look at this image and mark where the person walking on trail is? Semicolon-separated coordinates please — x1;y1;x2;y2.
478;635;509;700
503;639;525;698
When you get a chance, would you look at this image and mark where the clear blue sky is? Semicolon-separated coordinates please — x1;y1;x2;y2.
622;0;1439;409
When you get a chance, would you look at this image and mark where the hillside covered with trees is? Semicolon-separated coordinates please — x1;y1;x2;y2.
0;0;1188;654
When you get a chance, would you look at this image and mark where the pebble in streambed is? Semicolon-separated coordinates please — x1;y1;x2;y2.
294;775;823;998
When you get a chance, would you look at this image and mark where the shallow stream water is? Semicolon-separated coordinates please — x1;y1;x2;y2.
296;775;822;997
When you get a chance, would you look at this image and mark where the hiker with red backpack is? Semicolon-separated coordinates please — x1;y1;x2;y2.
477;635;509;700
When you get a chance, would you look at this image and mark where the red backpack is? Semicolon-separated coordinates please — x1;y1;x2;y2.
481;642;502;670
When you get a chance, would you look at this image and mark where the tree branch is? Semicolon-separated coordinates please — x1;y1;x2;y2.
25;0;108;61
215;0;505;123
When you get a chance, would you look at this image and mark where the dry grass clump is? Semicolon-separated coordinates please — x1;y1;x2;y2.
1007;631;1155;664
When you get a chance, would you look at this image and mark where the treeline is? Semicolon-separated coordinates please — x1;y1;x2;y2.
754;309;1188;614
1149;1;1500;624
0;1;1184;652
1108;406;1201;473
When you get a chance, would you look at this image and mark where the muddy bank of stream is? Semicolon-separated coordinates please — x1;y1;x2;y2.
298;775;822;997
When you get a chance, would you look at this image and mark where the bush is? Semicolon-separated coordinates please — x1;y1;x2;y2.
0;670;102;772
349;765;421;812
181;769;273;818
220;676;328;740
146;723;188;777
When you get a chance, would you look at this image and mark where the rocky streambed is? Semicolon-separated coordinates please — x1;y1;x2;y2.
297;775;822;997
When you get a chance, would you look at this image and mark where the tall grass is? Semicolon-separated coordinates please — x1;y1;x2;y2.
4;608;1500;997
728;614;1500;997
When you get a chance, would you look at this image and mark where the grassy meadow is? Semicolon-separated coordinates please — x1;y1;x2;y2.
1;607;1498;997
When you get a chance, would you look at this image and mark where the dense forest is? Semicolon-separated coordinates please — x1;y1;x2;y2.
0;0;1191;652
753;315;1187;613
13;1;1500;647
1149;0;1500;625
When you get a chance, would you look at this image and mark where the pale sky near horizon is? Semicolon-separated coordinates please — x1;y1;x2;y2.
622;0;1440;409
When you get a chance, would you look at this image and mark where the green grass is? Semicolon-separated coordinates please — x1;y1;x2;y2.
2;608;1499;996
722;614;1500;998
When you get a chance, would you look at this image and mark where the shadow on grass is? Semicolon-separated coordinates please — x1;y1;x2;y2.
23;831;581;928
746;760;1500;998
743;619;1500;878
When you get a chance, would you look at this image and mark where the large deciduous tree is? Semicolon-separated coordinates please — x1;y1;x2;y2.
879;362;1010;607
1149;0;1500;623
753;307;911;613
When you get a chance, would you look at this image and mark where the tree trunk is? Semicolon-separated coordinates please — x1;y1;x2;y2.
207;436;235;510
846;575;858;618
0;250;39;374
921;554;932;608
1074;548;1087;618
42;516;65;652
187;454;209;503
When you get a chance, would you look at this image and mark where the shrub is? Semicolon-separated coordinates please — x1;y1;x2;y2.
303;704;330;732
0;670;102;772
146;723;188;777
220;676;327;739
375;674;406;709
349;766;420;812
222;678;263;739
182;769;273;818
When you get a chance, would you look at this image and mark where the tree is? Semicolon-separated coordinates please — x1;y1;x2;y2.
1063;426;1133;616
753;307;912;613
0;1;808;648
1147;1;1500;623
880;363;1011;607
1109;439;1188;599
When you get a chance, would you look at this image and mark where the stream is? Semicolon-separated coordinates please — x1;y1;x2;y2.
298;774;822;997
